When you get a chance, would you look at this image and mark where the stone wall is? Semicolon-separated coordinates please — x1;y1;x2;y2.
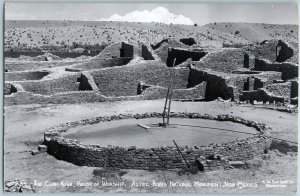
5;61;77;72
252;71;282;89
172;83;207;100
71;58;132;71
291;97;298;105
121;42;139;58
244;39;297;63
188;68;235;100
154;40;188;64
4;91;107;105
179;38;196;46
194;49;245;73
94;42;139;59
78;73;93;91
93;42;123;59
4;83;17;95
120;42;133;57
151;39;168;50
243;53;256;69
286;41;298;64
4;81;206;105
91;63;190;97
291;80;298;99
264;82;292;101
4;65;208;105
254;59;298;80
276;40;294;62
140;82;207;100
19;73;81;95
6;66;283;104
141;45;155;60
187;68;282;101
80;72;99;91
5;71;50;81
239;89;285;103
167;48;206;67
247;40;278;62
44;112;271;171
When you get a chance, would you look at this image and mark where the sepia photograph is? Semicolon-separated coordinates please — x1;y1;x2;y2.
3;2;298;193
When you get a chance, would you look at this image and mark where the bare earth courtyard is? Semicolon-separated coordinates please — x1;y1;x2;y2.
4;100;297;193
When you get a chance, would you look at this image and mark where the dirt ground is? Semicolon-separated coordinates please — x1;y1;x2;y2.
3;100;298;193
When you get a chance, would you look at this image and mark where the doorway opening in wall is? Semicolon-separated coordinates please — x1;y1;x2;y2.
243;78;250;91
276;45;282;57
120;48;125;57
244;53;249;68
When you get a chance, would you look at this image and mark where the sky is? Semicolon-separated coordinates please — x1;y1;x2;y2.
5;2;299;25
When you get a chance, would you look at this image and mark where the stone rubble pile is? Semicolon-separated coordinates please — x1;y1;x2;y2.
4;179;36;193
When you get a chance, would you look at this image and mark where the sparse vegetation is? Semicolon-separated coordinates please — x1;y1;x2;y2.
269;140;297;154
93;168;128;178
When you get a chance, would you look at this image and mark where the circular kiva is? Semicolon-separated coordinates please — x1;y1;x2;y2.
44;112;272;171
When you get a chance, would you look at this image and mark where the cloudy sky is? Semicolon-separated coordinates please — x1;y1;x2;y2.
5;3;298;25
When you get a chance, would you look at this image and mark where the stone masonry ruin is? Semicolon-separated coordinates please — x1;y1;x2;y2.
4;83;17;95
4;38;298;106
276;40;294;62
5;71;50;81
166;48;207;67
179;37;196;46
44;112;272;171
4;29;298;176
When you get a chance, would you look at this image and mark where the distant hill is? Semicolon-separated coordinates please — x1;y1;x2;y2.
204;22;298;43
5;20;249;51
4;20;298;53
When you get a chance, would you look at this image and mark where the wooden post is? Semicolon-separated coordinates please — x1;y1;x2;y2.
162;85;170;126
167;90;173;125
173;140;190;169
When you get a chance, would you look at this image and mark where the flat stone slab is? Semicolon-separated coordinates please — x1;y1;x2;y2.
5;181;15;188
137;124;151;129
228;161;245;168
38;144;47;151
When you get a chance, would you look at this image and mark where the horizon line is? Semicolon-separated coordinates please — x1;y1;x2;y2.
4;20;299;26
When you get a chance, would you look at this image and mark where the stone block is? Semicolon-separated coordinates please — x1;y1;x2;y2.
31;150;42;155
38;145;47;152
6;181;15;188
228;161;245;168
128;146;136;151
